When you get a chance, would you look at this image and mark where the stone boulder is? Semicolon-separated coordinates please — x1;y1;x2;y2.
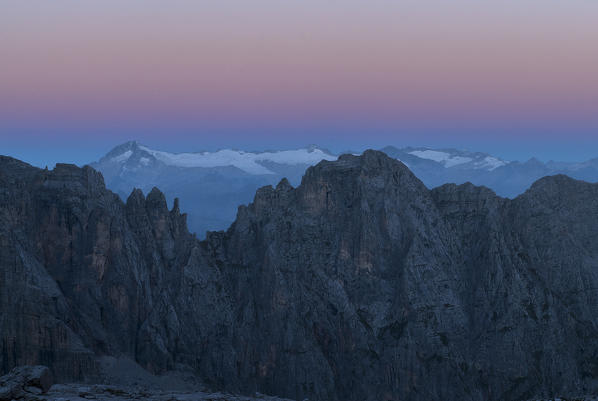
0;366;52;400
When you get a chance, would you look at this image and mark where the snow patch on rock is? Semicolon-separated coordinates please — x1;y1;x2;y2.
409;150;472;168
112;151;132;163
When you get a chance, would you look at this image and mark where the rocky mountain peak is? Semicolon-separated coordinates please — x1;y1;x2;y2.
275;177;293;192
301;149;416;187
102;140;140;158
38;163;106;196
126;188;146;207
4;153;598;400
296;150;428;215
526;173;580;193
146;187;169;211
0;156;39;186
97;140;158;169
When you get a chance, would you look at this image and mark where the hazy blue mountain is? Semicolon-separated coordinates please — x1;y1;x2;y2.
91;142;598;237
381;146;598;197
90;141;337;237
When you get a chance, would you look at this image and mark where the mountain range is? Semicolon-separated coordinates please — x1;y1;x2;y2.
90;141;336;236
2;150;598;400
91;141;598;237
382;145;598;198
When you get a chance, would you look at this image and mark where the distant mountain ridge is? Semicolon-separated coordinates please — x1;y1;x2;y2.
91;141;598;237
91;141;337;236
101;141;337;175
386;146;510;170
382;145;598;198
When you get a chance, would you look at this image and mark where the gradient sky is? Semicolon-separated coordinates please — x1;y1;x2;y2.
1;1;597;166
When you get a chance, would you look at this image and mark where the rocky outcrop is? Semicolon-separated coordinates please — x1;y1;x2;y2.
0;365;52;400
2;151;598;400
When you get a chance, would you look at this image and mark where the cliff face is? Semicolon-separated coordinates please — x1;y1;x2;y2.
2;152;598;400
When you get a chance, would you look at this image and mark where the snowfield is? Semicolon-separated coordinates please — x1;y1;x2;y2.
409;149;509;170
135;146;337;175
409;150;472;168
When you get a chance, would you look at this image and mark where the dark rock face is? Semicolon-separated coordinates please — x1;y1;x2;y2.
2;152;598;400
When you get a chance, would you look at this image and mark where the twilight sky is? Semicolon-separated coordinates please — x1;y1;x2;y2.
1;1;597;166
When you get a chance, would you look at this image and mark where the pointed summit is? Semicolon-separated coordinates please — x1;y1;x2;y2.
102;140;140;160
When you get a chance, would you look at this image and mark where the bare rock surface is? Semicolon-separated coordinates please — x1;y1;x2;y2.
3;152;598;400
0;365;52;400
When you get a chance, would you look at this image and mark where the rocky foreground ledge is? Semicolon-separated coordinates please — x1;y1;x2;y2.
3;365;597;401
0;366;293;401
0;366;52;400
527;398;598;401
33;385;293;401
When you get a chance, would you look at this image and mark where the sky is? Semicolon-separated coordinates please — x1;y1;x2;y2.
1;1;597;167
